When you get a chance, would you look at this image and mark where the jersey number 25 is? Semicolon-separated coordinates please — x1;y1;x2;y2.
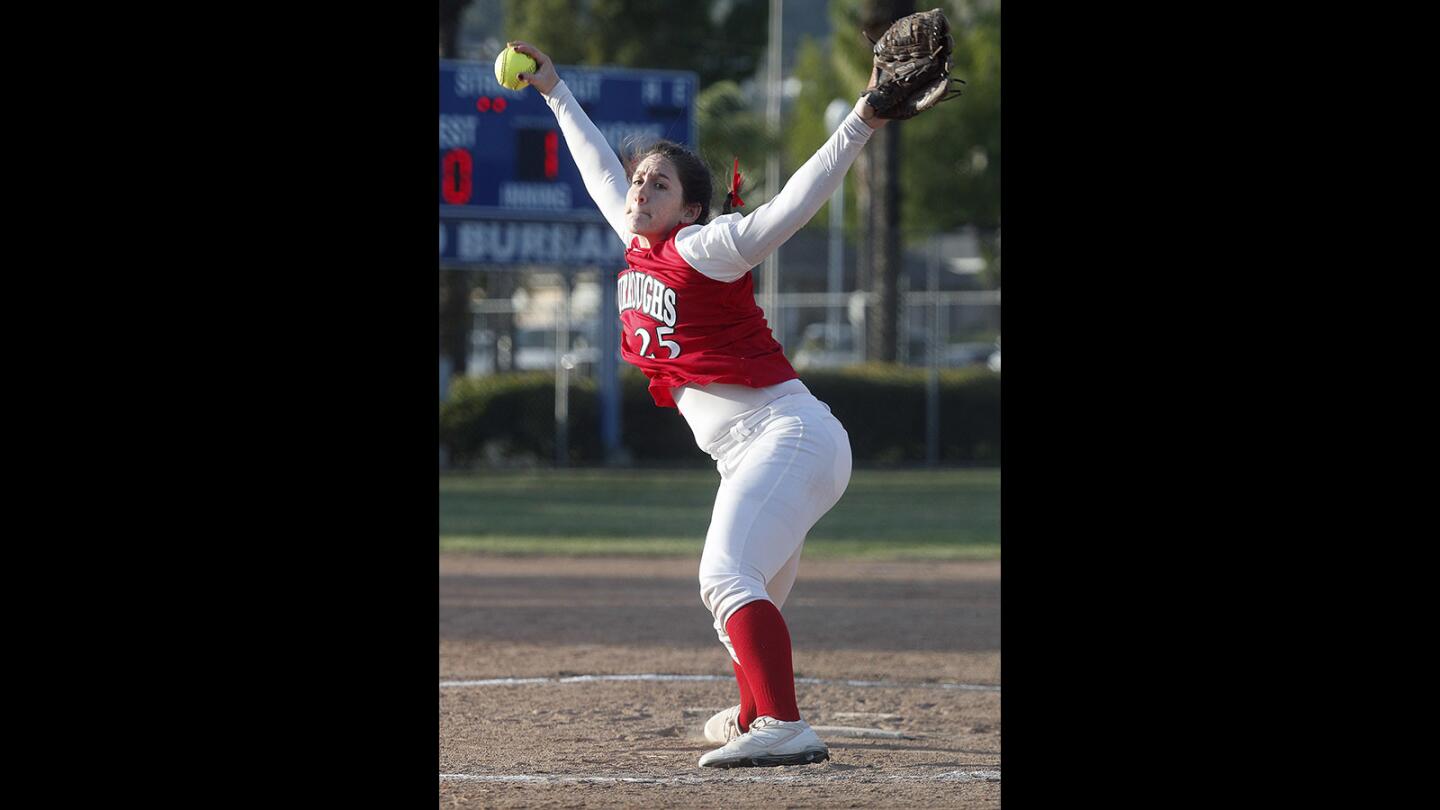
633;326;681;359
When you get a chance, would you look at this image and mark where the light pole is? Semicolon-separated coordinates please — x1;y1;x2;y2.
824;99;850;352
761;0;783;342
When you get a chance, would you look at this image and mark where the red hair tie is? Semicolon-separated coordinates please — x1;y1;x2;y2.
728;157;745;208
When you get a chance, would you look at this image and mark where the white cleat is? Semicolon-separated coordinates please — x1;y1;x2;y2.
697;716;830;768
704;704;743;744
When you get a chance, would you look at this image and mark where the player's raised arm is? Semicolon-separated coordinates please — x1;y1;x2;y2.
677;17;960;283
508;41;633;245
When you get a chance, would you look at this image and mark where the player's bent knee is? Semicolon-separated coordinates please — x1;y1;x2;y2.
698;571;768;624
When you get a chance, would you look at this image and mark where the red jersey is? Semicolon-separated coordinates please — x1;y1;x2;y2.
618;224;798;408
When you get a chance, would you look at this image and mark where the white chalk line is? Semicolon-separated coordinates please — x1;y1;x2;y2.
439;770;1000;785
810;725;915;739
439;673;1000;693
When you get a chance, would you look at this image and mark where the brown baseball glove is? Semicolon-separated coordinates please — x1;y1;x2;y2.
861;8;965;120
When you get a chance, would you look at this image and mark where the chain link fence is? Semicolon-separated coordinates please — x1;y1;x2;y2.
462;277;1000;379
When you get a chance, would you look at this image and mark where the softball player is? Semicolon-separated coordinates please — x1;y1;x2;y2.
510;41;889;768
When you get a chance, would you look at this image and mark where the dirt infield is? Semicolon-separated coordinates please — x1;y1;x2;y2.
440;555;1000;808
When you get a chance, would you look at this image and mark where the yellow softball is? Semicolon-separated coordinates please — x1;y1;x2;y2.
494;46;538;91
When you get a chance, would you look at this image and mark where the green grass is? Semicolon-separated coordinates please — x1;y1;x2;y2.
440;468;999;560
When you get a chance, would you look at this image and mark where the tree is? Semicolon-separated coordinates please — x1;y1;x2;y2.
899;0;1000;235
503;0;770;88
497;0;589;65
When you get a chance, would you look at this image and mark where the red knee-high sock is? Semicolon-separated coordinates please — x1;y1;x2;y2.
725;599;801;722
732;661;756;731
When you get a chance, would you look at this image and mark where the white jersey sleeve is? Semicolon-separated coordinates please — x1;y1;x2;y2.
676;110;877;283
543;80;634;246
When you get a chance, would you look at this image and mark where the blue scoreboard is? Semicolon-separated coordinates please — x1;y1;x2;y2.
439;59;699;268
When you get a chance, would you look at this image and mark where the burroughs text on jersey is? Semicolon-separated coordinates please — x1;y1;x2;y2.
617;271;678;327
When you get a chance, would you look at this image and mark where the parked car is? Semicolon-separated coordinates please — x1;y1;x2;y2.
513;325;601;372
944;341;999;368
794;323;1001;370
792;323;861;370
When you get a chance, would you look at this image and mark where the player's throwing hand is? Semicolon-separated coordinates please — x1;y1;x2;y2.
506;41;559;96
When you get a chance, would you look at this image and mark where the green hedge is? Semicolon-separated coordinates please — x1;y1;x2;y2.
440;366;999;466
804;365;1000;465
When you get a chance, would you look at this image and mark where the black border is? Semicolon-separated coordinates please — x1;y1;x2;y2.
174;7;441;803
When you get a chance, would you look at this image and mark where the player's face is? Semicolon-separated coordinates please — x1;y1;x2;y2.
625;156;700;240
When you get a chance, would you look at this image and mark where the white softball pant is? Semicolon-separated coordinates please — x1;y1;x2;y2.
696;392;853;662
